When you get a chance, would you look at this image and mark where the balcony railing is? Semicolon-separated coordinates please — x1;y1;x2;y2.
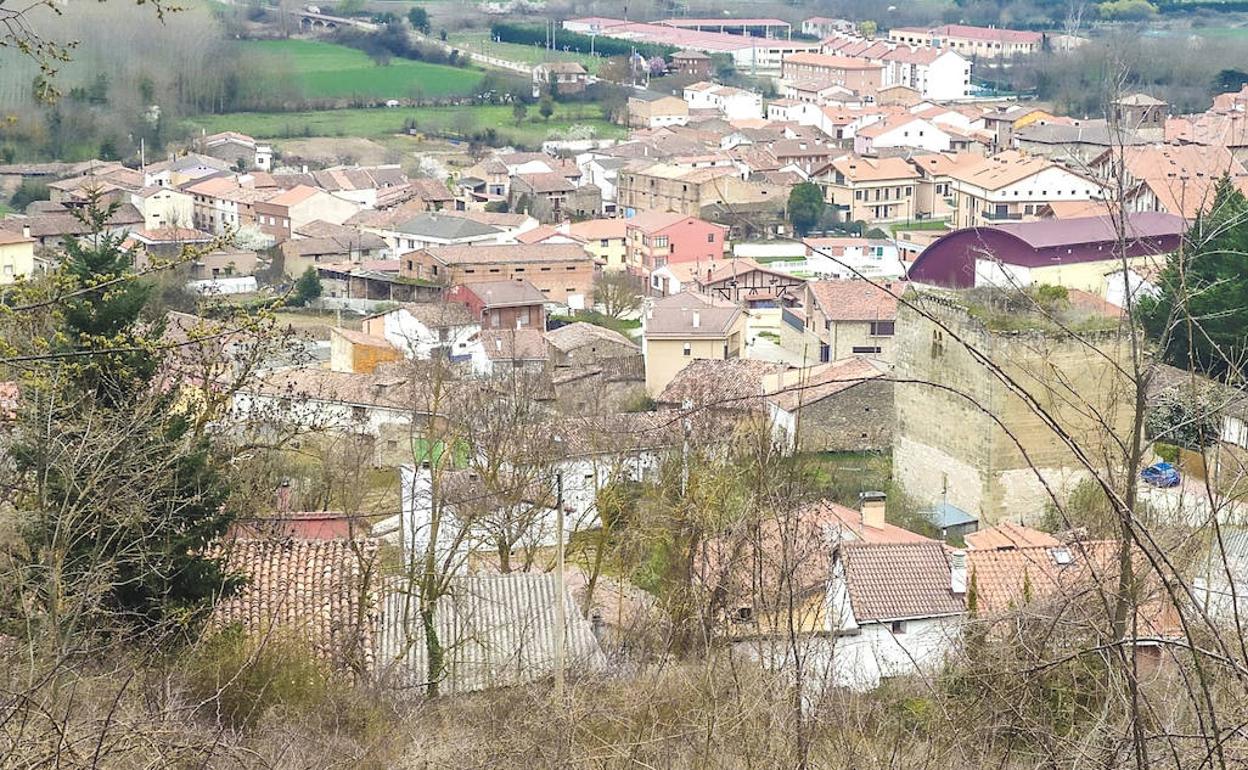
981;209;1024;221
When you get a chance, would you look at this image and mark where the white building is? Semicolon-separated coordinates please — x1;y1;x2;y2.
854;115;952;156
883;48;971;102
362;303;482;362
683;82;764;121
800;236;907;280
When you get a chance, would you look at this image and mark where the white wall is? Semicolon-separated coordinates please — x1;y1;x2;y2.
381;308;482;362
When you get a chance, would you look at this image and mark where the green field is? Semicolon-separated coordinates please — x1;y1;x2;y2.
190;103;624;146
447;31;603;74
243;39;485;100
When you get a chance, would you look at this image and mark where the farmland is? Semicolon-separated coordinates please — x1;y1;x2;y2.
188;103;625;147
241;39;485;101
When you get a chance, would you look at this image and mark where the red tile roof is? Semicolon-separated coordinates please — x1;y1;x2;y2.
841;542;965;622
807;279;906;322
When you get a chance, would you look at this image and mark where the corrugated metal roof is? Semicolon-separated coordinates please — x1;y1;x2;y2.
376;573;606;693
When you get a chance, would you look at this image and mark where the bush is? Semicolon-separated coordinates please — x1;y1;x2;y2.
184;628;330;730
292;267;323;307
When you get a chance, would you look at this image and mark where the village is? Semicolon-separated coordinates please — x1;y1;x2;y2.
3;6;1248;764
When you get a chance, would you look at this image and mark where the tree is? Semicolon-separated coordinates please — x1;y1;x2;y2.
539;95;554;121
6;201;240;644
787;182;825;237
407;6;431;34
594;270;644;319
512;101;528;126
292;266;323;307
1214;68;1248;95
1141;178;1248;378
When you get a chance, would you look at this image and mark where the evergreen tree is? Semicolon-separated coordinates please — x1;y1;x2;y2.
9;200;239;641
787;182;825;237
1140;177;1248;379
293;267;323;307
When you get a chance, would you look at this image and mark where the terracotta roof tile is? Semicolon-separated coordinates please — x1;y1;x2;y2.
807;279;906;322
841;541;964;622
965;522;1060;550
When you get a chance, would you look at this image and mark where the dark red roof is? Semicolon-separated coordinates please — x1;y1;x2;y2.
907;213;1185;289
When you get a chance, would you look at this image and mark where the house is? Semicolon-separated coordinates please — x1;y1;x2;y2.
447;279;549;331
409;177;456;211
708;496;960;692
129;185;195;230
766;356;893;452
566;218;629;271
184;177;273;237
509;174;602;224
642;291;745;395
546;322;641;369
1088;143;1248;220
624;210;727;276
887;24;1043;59
1012;122;1147;165
473;328;549;375
802;16;855;38
670;50;712;78
617;163;783;218
253;184;361;243
854;115;952;156
142;153;232;189
362;302;481;361
688;258;805;306
782;279;903;362
533;61;589;94
0;228;37;284
892;290;1136;523
329;327;404;374
401;243;595;309
882;47;971;101
815;155;920;224
683;82;764;121
269;165;410;210
906;212;1185;293
628;92;692;129
979;105;1058;151
801;236;906;279
2;204;144;249
943;151;1105;229
965;521;1059;550
189;248;257;281
376;212;505;253
781;53;884;96
196;131;271;171
279;228;388;279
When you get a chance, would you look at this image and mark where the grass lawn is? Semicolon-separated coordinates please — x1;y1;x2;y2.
448;31;603;74
241;39;485;100
189;103;624;147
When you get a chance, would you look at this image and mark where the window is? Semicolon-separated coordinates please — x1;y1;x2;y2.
682;343;692;356
852;345;882;354
432;265;439;276
707;232;715;243
855;190;863;200
351;406;367;422
654;236;669;249
891;620;907;635
491;312;500;328
869;321;895;337
600;239;609;247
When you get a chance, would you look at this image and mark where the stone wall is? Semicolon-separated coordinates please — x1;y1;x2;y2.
893;291;1136;523
796;379;894;453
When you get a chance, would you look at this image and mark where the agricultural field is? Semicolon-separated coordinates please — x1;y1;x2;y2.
241;39;485;101
447;31;604;74
189;103;625;147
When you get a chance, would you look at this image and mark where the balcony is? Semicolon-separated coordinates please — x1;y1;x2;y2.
981;209;1024;222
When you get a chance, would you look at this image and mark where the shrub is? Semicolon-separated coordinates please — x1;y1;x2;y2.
184;627;330;730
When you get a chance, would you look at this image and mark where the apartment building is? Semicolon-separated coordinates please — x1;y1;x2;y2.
944;151;1105;229
887;24;1043;59
401;243;595;308
816;156;920;224
781;53;884;96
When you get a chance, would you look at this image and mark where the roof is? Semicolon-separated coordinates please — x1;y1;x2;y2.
395;212;501;240
1015;122;1146;147
656;358;786;409
807;279;905;322
211;537;379;667
767;357;887;412
783;52;884;71
644;291;742;339
421;243;590;265
982;212;1185;249
375;573;606;693
672;49;711;60
943;150;1092;192
246;367;422;411
514;172;577;194
965;540;1179;633
331;327;398;350
965;522;1060;550
392;301;477;328
827;155;920;183
892;23;1041;45
567;218;629;241
480;328;548;361
545;321;639;354
1117;93;1167;106
840;542;965;623
0;229;35;246
458;279;548;308
264;184;322;208
799;499;933;545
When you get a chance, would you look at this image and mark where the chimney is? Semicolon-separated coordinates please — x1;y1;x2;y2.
949;550;967;595
275;479;292;513
859;490;886;529
691;310;700;328
21;224;30;239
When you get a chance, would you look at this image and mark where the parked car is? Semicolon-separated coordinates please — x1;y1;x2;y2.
1141;461;1181;488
